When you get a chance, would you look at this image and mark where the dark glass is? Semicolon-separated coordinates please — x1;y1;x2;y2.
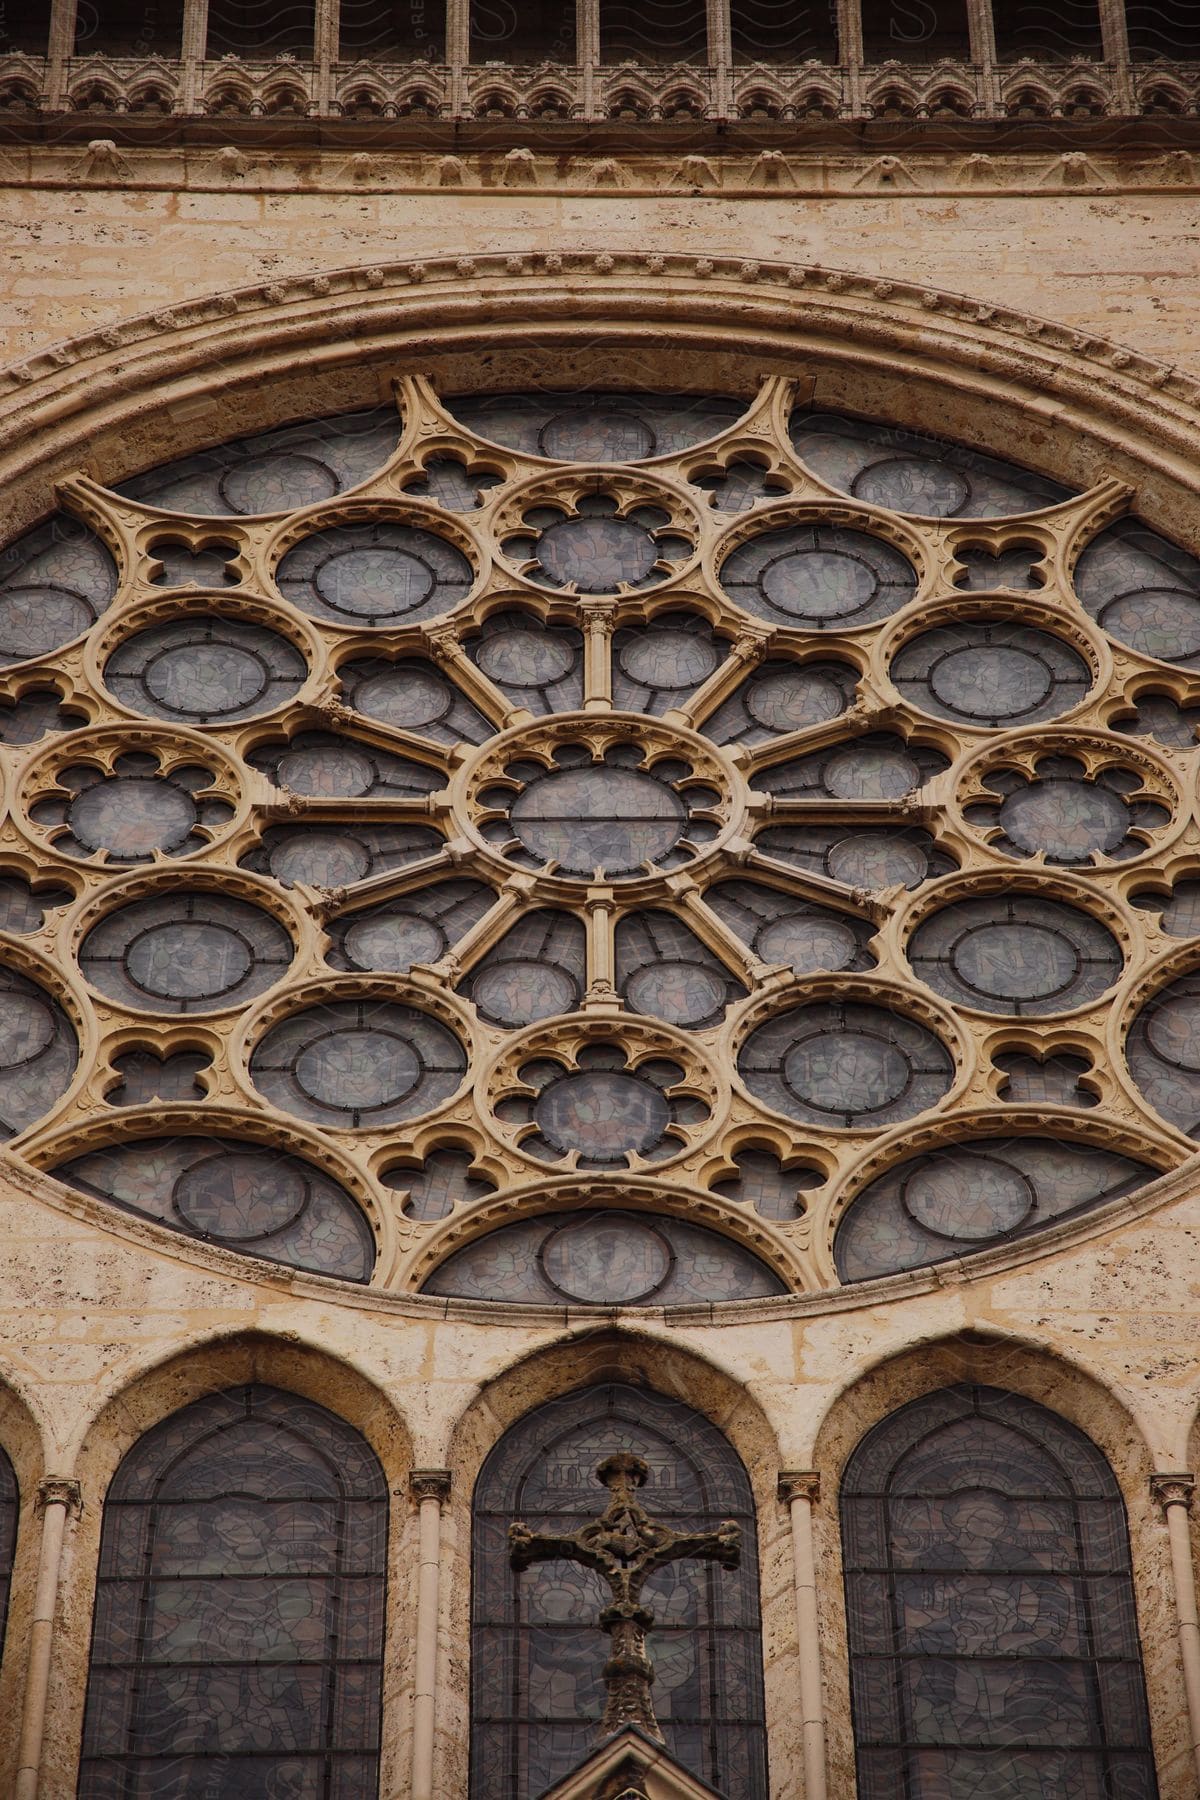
35;756;232;863
382;1149;496;1221
706;880;875;974
119;410;401;516
106;1049;211;1107
502;1045;702;1169
470;1384;768;1799
720;524;917;629
0;876;72;934
969;757;1168;865
840;1386;1158;1800
402;457;502;509
755;824;957;890
0;1445;15;1680
275;521;474;626
78;1386;386;1798
340;656;494;745
753;734;947;801
326;879;495;974
730;0;837;64
340;0;445;58
1127;2;1200;59
493;744;711;880
1074;518;1200;669
691;461;791;510
599;0;706;62
459;911;587;1026
701;658;856;746
0;1;52;51
738;1000;953;1128
241;822;442;888
1127;972;1200;1138
789;413;1071;517
250;731;443;802
425;1209;785;1305
507;494;689;595
615;911;747;1028
890;622;1091;728
835;1139;1156;1280
103;617;308;723
470;0;575;63
206;0;317;55
74;0;184;54
995;1051;1097;1108
0;963;78;1138
711;1149;824;1221
446;392;744;460
1133;881;1200;938
993;0;1103;59
59;1138;375;1279
861;0;970;60
1115;693;1200;749
611;615;727;714
907;895;1122;1016
250;998;467;1127
956;545;1044;591
466;611;584;716
79;891;293;1015
0;690;85;745
0;514;119;667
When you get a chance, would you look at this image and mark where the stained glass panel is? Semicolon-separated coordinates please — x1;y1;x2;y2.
835;1139;1157;1280
470;1383;767;1798
615;911;747;1027
275;520;474;626
339;655;494;745
248;732;443;801
791;413;1072;517
701;658;857;746
0;962;78;1137
611;614;728;714
58;1137;375;1279
1075;518;1200;670
446;392;744;461
890;622;1091;728
0;513;119;666
426;1210;784;1305
79;891;293;1014
241;822;442;888
841;1385;1157;1800
465;610;585;715
326;879;495;974
104;617;308;723
968;758;1168;864
907;895;1122;1016
1126;971;1200;1138
0;876;72;934
382;1149;497;1221
34;757;233;863
706;879;875;976
738;1000;954;1128
459;911;587;1026
250;998;467;1127
755;823;957;889
752;734;948;801
720;523;917;629
117;408;402;515
78;1385;387;1797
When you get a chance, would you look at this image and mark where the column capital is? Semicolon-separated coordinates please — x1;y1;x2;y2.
1151;1472;1196;1511
37;1475;82;1515
410;1468;451;1503
778;1470;821;1506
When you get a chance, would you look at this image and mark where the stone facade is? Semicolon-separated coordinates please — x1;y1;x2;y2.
2;18;1200;1799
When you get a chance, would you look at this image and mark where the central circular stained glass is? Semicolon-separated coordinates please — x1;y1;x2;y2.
4;379;1191;1297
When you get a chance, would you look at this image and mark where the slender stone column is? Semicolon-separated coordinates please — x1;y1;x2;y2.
1151;1472;1200;1787
14;1476;83;1800
779;1472;828;1800
410;1469;451;1800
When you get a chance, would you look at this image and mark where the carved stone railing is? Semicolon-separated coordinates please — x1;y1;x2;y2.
4;52;1200;127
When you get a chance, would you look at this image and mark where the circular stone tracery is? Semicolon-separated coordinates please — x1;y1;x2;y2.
739;1000;955;1129
907;894;1123;1015
250;998;467;1127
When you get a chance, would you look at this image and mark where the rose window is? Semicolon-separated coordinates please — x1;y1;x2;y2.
0;374;1196;1301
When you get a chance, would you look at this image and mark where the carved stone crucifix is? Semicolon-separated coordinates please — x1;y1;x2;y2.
509;1450;742;1743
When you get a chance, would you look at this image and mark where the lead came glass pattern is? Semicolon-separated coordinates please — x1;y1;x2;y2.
840;1385;1158;1800
426;1210;784;1305
0;963;78;1137
78;1385;388;1798
59;1137;376;1279
471;1383;768;1800
1127;972;1200;1138
1;382;1194;1296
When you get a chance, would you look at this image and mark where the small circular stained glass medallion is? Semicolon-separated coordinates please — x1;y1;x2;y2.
745;666;847;732
295;1030;422;1111
174;1150;310;1241
999;780;1129;861
351;665;451;731
475;628;575;688
826;834;930;890
534;1071;671;1159
127;921;253;1000
757;915;860;972
104;618;307;723
342;914;445;971
471;961;578;1025
617;629;720;690
784;1033;910;1114
276;521;474;627
1144;994;1200;1071
902;1153;1034;1240
533;516;661;592
540;1212;672;1302
507;764;688;877
891;622;1090;729
68;778;197;859
624;962;727;1027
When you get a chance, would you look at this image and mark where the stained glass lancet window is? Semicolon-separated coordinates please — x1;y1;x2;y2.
840;1384;1158;1799
78;1384;388;1799
471;1383;767;1800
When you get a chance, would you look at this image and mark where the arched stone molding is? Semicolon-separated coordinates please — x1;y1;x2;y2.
6;251;1200;552
441;1328;798;1797
810;1334;1193;1799
41;1330;414;1800
0;1376;45;1800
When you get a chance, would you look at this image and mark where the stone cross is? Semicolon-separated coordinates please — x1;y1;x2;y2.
509;1450;741;1743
